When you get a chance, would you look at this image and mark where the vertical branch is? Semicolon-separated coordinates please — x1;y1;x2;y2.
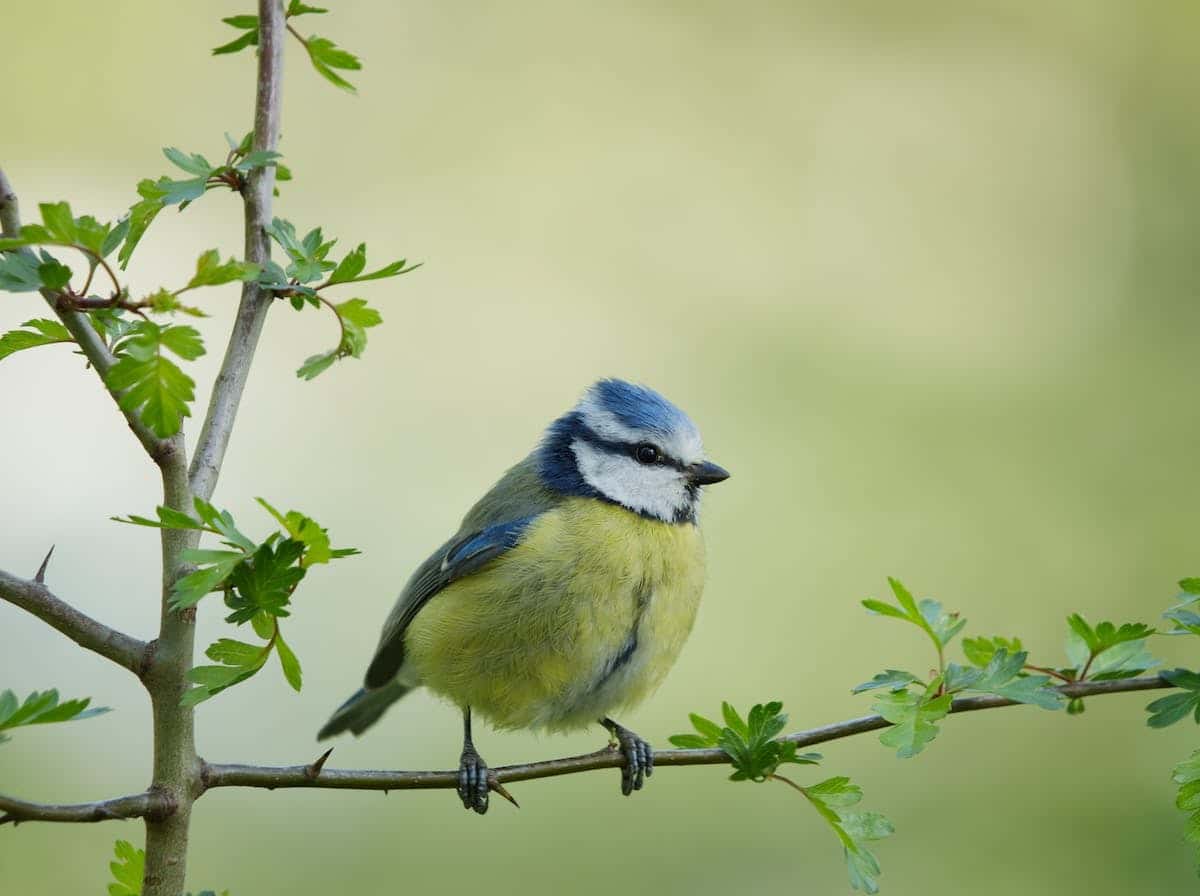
142;2;286;892
188;0;286;503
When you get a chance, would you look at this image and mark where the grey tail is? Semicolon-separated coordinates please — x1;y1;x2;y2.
317;680;413;740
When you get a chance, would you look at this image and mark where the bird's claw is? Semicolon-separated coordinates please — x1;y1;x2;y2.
605;719;653;796
457;746;490;814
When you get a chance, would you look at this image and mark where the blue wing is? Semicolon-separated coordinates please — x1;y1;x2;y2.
363;456;561;689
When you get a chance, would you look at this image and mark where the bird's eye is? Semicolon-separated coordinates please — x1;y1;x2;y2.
635;443;660;465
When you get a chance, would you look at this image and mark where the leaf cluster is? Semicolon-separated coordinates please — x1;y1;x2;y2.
857;579;1064;758
120;143;285;267
669;701;820;781
215;1;362;92
802;776;895;894
257;218;415;378
0;689;109;745
0;201;126;295
113;497;357;704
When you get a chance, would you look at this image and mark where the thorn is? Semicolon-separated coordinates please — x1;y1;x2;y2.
34;545;55;584
305;747;333;780
487;772;520;809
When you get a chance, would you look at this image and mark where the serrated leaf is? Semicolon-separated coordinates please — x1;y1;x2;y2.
873;685;952;758
0;319;73;360
0;689;110;743
287;0;327;15
185;249;258;290
163;146;215;177
303;35;362;92
108;839;145;896
37;258;72;290
107;354;192;436
962;634;1024;667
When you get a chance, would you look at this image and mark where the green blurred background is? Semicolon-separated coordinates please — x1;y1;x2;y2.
4;1;1200;893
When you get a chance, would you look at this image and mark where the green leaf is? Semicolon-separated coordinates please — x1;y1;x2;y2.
1146;669;1200;728
962;634;1023;667
852;670;921;695
108;839;145;896
1172;750;1200;873
0;252;43;292
1180;578;1200;595
862;578;958;652
303;35;362;92
171;550;244;610
0;319;73;361
954;649;1065;710
873;682;953;758
184;632;272;706
1065;614;1158;681
221;13;259;29
296;298;384;379
801;776;893;893
192;497;256;551
184;249;259;290
233;150;283;173
673;701;813;780
254;497;359;566
275;629;303;691
287;0;327;15
296;350;337;380
0;689;110;744
213;27;258;55
37;258;72;290
106;321;203;437
112;504;206;531
39;201;78;242
163;146;215;177
223;539;306;623
326;243;418;286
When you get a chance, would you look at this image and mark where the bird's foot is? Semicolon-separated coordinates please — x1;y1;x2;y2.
458;745;490;814
602;717;654;796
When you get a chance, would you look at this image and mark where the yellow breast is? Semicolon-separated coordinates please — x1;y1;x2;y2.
404;498;707;731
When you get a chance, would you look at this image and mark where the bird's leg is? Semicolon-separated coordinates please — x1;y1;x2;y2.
601;717;654;796
457;706;489;814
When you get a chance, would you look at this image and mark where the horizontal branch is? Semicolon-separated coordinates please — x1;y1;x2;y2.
0;563;147;675
0;790;163;826
200;675;1174;794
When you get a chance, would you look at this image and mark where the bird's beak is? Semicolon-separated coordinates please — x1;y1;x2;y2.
689;460;730;486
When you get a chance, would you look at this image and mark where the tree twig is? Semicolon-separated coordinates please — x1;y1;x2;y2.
0;166;171;463
199;675;1174;794
188;0;287;503
0;565;146;675
0;790;166;826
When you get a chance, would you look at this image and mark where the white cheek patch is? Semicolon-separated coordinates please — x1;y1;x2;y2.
577;395;705;466
570;440;691;521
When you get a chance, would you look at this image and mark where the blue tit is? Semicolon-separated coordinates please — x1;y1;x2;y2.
318;378;729;813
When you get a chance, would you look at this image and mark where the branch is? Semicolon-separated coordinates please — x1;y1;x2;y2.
0;790;163;826
188;0;286;502
200;675;1174;794
0;167;171;463
0;561;146;675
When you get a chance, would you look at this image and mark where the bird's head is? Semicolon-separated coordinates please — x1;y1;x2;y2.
537;378;730;523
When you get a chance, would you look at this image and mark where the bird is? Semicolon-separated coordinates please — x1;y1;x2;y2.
317;378;729;813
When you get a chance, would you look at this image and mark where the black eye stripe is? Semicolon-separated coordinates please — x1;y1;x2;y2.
574;424;687;471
